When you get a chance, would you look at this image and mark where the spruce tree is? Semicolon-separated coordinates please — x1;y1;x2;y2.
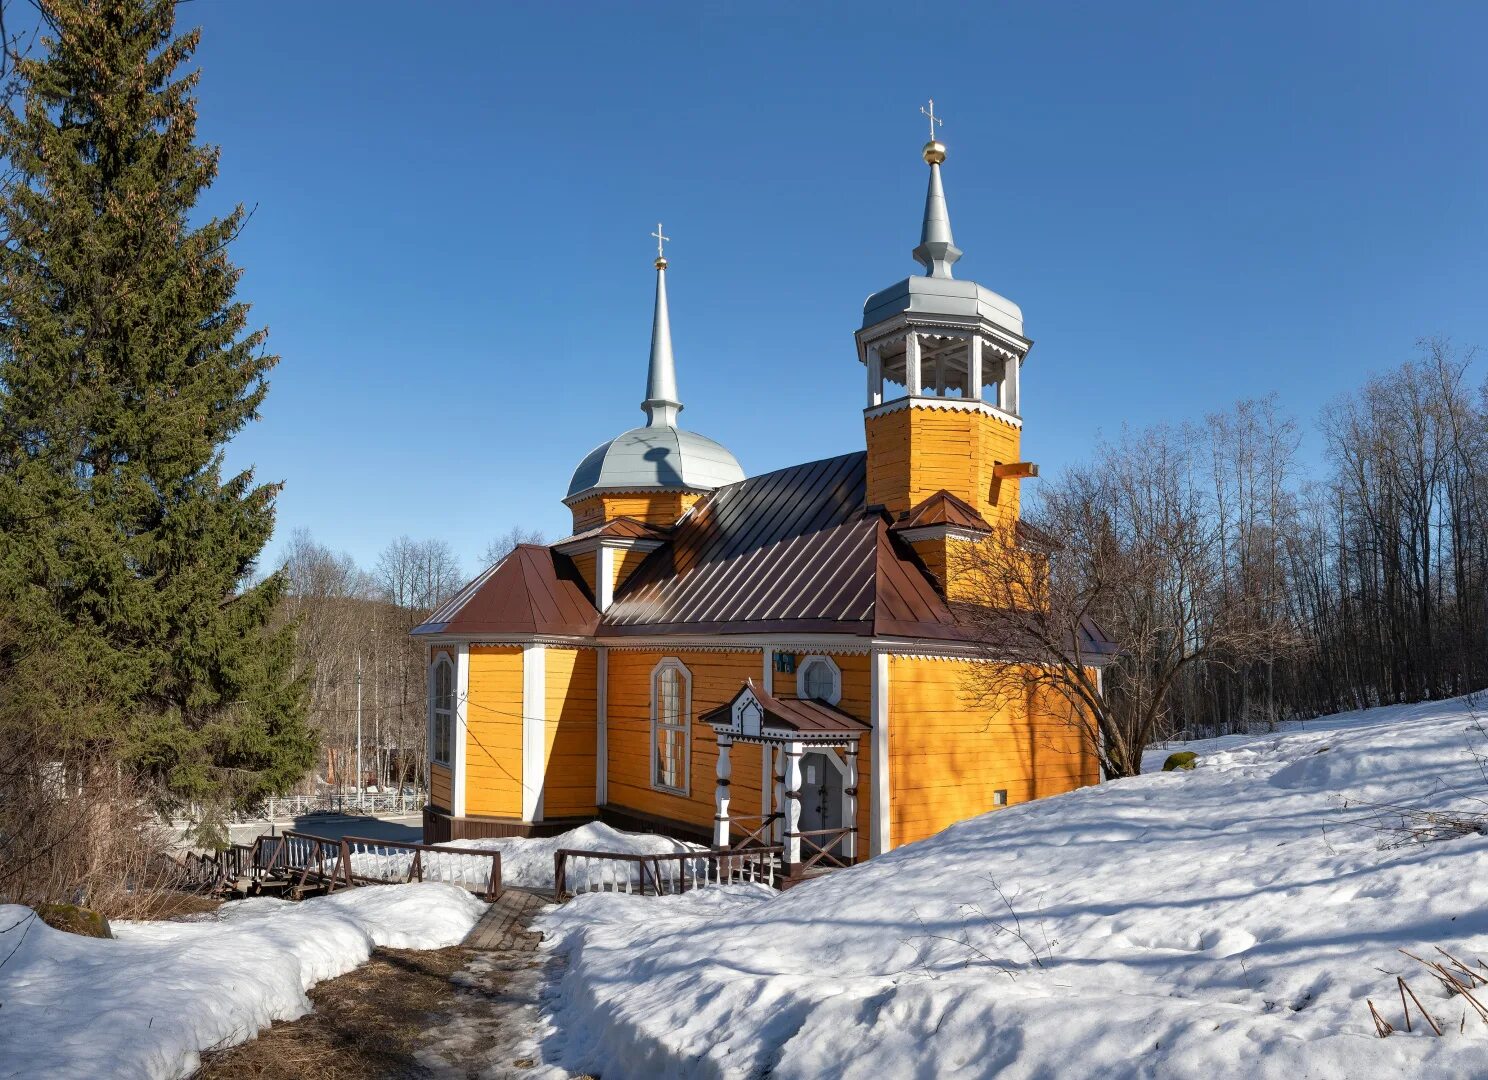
0;0;314;826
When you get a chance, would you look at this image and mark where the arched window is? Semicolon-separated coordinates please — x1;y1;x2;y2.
430;656;454;766
651;658;691;794
797;655;842;706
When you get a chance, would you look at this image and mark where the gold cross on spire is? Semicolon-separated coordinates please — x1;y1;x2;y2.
651;222;670;261
920;99;943;141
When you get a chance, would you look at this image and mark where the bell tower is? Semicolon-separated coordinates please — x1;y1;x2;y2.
856;106;1035;535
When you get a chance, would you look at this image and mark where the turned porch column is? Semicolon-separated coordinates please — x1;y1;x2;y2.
783;741;804;872
843;741;860;862
772;745;786;843
714;734;733;849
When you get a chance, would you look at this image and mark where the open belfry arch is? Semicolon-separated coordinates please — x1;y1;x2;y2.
413;106;1114;873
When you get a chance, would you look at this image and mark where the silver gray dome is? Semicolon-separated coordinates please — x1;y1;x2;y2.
862;276;1024;338
566;425;745;500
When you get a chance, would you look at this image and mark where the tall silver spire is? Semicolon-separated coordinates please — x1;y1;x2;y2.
642;223;682;427
911;101;962;279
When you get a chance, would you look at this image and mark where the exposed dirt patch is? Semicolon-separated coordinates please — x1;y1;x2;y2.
194;945;473;1079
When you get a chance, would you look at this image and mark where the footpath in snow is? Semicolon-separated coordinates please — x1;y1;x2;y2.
533;696;1488;1079
0;882;485;1080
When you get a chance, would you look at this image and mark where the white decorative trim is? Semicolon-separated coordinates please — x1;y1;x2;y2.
600;634;873;653
649;657;692;796
604;641;767;654
552;535;665;558
795;654;843;706
416;633;595;651
894;524;989;544
453;644;470;818
562;485;711;509
869;650;889;856
856;313;1031;360
596;647;608;806
864;394;1022;427
521;644;546;821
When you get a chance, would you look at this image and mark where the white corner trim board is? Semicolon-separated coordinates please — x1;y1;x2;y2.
522;644;546;821
454;644;470;818
870;649;890;855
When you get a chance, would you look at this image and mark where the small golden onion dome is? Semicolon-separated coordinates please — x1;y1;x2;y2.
655;256;668;270
922;139;947;165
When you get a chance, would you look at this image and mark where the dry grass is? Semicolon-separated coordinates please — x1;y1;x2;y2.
194;945;475;1079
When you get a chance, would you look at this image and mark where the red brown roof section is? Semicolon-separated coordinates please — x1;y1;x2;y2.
893;489;992;531
553;516;670;547
700;678;870;735
603;452;966;640
412;545;598;637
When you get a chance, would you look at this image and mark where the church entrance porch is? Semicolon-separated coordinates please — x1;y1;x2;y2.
701;678;868;881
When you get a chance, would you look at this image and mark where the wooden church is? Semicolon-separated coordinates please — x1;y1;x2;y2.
415;120;1113;864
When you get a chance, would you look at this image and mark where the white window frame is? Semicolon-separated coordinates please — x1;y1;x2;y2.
796;655;843;706
429;654;455;767
650;657;692;795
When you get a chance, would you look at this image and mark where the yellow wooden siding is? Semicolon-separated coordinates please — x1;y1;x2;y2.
466;646;524;819
604;650;765;831
569;491;700;531
865;406;1023;526
887;655;1095;847
543;647;597;817
430;763;452;812
611;547;652;594
570;551;598;599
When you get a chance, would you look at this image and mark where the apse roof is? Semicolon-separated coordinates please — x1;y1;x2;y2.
412;545;597;637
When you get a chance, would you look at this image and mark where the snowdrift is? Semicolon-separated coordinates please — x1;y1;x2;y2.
0;882;485;1079
536;697;1488;1078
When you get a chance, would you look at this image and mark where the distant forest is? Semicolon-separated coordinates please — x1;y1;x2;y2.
279;526;541;797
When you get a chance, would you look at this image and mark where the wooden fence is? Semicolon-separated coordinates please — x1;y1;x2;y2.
250;830;503;901
553;845;785;900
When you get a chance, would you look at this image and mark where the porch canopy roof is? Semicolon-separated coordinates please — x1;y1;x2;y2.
701;678;869;746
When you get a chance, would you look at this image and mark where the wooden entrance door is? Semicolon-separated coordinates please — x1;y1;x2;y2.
797;750;845;857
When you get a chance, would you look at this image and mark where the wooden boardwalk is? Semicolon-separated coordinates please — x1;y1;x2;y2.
463;887;550;951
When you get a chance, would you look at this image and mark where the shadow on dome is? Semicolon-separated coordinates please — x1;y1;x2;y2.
643;444;684;487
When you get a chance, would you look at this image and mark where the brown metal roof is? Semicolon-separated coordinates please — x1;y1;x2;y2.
894;489;991;531
553;516;670;547
412;545;599;637
603;452;967;639
700;678;871;735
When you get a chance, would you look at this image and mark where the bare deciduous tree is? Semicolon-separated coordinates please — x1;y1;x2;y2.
957;418;1296;777
481;525;546;568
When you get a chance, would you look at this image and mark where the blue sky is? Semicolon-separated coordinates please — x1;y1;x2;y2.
181;2;1488;574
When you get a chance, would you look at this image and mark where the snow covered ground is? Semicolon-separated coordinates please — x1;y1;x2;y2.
533;696;1488;1078
0;882;485;1080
